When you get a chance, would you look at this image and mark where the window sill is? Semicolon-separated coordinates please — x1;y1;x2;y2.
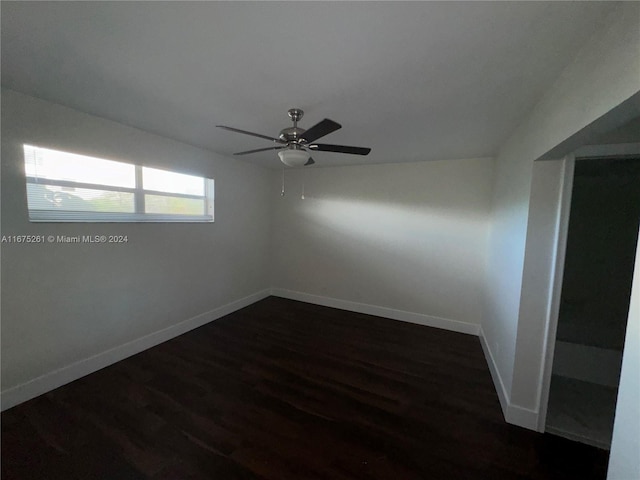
28;211;214;223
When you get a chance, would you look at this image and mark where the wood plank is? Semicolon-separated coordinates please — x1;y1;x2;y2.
1;297;609;479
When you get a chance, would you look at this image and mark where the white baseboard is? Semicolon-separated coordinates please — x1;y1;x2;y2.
0;289;270;411
3;289;540;432
506;403;540;431
479;326;510;416
479;326;540;431
270;288;480;336
276;290;541;428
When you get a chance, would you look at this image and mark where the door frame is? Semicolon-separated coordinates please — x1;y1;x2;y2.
537;142;640;432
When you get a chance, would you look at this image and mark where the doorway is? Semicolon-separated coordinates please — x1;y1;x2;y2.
545;156;640;449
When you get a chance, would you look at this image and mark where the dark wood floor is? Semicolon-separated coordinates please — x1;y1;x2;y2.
2;297;608;479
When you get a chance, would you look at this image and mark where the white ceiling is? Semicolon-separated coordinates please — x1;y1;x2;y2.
1;1;618;169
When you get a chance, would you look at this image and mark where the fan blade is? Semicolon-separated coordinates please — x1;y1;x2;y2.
308;144;371;155
299;119;341;143
217;125;285;144
305;157;315;166
234;146;287;156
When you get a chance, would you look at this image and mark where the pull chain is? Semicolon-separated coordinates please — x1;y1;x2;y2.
301;171;305;200
281;168;285;196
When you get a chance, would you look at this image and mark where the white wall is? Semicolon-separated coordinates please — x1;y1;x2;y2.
607;226;640;479
271;159;494;332
482;1;640;425
481;158;569;424
0;89;272;408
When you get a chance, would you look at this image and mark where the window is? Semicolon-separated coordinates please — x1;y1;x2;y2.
23;145;214;222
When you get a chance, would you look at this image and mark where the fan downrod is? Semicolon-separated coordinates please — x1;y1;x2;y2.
287;108;304;124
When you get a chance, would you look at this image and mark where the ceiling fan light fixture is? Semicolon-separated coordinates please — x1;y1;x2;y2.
278;148;311;167
218;108;370;166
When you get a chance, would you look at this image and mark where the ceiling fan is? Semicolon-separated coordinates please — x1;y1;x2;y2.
217;108;371;167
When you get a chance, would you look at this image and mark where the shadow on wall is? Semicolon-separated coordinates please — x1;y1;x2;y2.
272;160;494;326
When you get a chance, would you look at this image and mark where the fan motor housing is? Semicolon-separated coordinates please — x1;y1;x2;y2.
279;126;306;142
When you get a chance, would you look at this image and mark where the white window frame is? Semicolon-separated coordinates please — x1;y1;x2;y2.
24;146;215;223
